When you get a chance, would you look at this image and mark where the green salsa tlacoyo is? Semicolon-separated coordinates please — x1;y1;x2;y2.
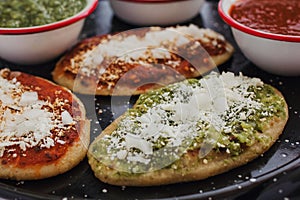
0;0;86;28
90;72;287;173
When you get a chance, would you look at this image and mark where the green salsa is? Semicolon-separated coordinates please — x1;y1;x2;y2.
0;0;86;28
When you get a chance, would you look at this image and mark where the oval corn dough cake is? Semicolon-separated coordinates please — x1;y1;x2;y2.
87;72;288;186
0;68;90;180
52;24;234;95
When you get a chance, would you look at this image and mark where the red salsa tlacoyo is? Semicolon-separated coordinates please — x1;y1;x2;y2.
229;0;300;36
0;68;90;181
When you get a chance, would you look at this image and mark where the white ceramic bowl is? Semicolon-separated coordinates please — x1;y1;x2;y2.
0;0;98;65
218;0;300;76
110;0;204;26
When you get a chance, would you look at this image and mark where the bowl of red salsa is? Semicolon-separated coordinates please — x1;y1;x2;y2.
218;0;300;76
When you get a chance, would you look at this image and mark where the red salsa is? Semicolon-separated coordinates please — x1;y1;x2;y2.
229;0;300;36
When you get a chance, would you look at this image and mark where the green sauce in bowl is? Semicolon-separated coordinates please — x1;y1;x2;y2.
0;0;86;28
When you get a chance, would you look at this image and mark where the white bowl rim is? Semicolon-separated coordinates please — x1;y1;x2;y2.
218;0;300;42
113;0;191;3
0;0;98;35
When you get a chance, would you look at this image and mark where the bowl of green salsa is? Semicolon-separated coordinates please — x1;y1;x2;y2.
0;0;98;65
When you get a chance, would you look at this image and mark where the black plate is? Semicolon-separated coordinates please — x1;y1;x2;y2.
0;0;299;199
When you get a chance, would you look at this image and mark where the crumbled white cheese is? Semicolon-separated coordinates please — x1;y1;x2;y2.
125;133;153;155
116;149;127;160
81;25;215;72
0;74;75;157
61;110;74;125
103;72;264;166
19;91;38;106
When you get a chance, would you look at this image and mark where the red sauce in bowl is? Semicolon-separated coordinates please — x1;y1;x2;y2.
229;0;300;36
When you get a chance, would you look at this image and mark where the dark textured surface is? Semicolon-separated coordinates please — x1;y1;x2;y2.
0;0;299;199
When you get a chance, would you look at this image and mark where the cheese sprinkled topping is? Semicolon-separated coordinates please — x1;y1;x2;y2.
0;72;75;157
96;72;272;172
80;25;224;76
